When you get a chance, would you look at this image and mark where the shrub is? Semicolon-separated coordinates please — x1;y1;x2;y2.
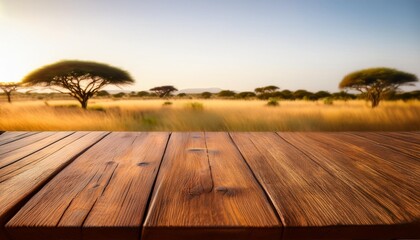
323;97;334;105
266;98;279;106
201;92;212;99
162;101;173;106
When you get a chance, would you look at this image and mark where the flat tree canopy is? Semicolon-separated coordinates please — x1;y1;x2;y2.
150;85;178;98
218;90;236;97
339;67;418;107
23;60;134;108
255;85;279;94
0;82;21;103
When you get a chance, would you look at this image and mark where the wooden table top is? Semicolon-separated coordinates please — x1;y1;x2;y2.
0;131;419;240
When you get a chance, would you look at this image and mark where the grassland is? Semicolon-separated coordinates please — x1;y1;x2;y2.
0;99;419;131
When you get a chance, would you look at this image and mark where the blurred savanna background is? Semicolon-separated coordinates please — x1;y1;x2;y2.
0;0;419;132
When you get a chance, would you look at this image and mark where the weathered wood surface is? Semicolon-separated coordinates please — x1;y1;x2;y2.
278;132;419;239
0;131;419;240
6;132;169;240
0;132;37;146
0;132;108;224
142;132;281;240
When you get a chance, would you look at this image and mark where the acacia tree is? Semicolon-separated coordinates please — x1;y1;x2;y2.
340;68;418;108
23;60;134;109
0;82;21;103
254;85;279;94
254;85;280;99
150;85;178;98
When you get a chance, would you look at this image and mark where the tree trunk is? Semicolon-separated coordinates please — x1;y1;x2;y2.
77;99;89;109
371;95;380;108
79;99;88;109
6;92;11;103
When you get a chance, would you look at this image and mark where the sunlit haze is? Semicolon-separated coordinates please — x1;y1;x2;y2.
1;0;419;91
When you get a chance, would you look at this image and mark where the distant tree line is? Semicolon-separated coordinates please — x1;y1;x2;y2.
1;61;418;109
87;88;420;102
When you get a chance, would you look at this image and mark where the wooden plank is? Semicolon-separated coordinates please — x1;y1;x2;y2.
6;132;169;240
0;132;107;225
377;132;420;145
278;132;420;239
0;132;38;146
142;132;281;240
350;132;420;159
80;132;170;240
0;133;100;183
0;132;72;169
301;132;419;190
0;132;57;155
231;132;417;239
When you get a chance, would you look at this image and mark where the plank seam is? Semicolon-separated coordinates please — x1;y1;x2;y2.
99;163;120;197
56;167;102;226
2;132;111;227
56;198;77;227
275;132;340;183
303;133;418;188
66;168;101;214
139;132;172;240
0;132;39;146
203;132;215;192
77;162;120;229
80;199;99;229
275;132;401;221
346;132;419;160
0;132;91;184
227;132;284;239
0;132;58;155
0;132;76;170
244;134;287;226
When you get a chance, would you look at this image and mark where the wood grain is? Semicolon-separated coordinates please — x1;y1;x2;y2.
82;132;170;240
6;132;169;240
2;131;419;240
0;132;38;146
0;132;57;156
0;132;72;169
0;132;107;225
231;132;418;239
142;132;281;240
349;132;420;159
377;132;420;145
278;132;420;239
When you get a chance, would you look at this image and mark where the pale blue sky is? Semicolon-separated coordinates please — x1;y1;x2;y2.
1;0;419;92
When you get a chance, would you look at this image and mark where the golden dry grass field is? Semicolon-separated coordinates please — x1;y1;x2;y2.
0;99;419;131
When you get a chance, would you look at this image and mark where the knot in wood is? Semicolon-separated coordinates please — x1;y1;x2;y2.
215;186;228;193
137;162;149;167
105;161;115;165
187;148;205;152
